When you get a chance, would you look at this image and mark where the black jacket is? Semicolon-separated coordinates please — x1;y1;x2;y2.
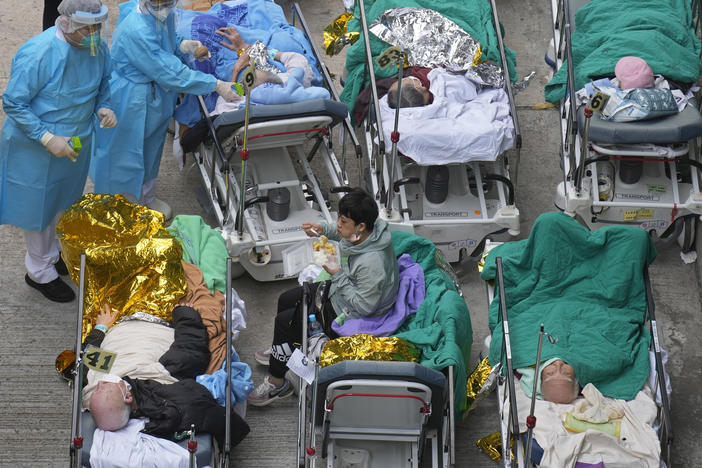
125;376;250;447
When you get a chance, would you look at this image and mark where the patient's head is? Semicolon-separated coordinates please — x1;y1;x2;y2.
541;359;579;404
89;374;133;431
615;56;654;89
387;76;431;109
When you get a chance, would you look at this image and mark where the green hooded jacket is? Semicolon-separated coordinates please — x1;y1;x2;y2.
322;218;399;319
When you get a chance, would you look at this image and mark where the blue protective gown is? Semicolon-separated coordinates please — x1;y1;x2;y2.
0;28;112;231
90;2;218;198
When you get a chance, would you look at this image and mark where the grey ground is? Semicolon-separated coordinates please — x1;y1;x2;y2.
1;0;701;467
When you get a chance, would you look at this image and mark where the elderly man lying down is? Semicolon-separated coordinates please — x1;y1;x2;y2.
481;212;664;467
79;261;250;463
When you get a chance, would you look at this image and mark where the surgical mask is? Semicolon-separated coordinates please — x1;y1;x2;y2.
349;227;362;243
79;31;101;49
96;373;132;398
149;6;173;21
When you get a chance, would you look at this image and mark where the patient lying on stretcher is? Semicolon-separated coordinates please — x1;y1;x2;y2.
79;262;251;448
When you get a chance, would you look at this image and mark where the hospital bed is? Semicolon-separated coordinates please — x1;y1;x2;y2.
550;0;702;251
293;231;471;467
480;214;672;467
178;0;363;282
347;0;521;263
68;257;242;468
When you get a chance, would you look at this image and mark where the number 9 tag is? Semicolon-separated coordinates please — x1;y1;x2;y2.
243;66;256;90
83;344;117;374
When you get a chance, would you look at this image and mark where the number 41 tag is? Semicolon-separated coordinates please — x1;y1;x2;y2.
84;345;117;374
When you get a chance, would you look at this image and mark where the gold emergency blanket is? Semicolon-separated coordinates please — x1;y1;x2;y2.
57;194;187;339
476;431;505;462
323;12;360;56
320;334;419;367
466;356;492;412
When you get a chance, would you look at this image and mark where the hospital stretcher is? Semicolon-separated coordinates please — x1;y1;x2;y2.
291;233;470;468
183;2;362;282
551;0;702;250
483;238;672;468
68;257;241;468
353;0;521;263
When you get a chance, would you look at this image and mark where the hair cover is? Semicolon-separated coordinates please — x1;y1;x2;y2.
615;56;654;89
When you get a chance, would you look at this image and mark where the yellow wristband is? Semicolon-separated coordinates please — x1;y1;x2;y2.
236;48;245;57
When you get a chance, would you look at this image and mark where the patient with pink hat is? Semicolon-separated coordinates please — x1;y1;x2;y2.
614;56;655;89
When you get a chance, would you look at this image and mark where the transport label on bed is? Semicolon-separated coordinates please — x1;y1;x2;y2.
376;46;402;69
622;208;654;221
83;345;117;374
589;92;610;113
640;220;668;230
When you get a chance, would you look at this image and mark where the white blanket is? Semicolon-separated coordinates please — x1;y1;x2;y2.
90;419;189;468
507;381;659;467
379;68;515;165
82;320;178;410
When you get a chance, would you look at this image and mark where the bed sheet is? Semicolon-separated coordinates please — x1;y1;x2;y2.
545;0;702;103
507;381;659;467
481;212;656;400
378;68;514;164
340;0;517;120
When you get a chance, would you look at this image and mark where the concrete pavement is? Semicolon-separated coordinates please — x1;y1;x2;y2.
0;0;700;466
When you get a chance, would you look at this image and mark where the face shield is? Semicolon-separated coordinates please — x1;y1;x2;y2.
59;5;109;56
144;0;177;22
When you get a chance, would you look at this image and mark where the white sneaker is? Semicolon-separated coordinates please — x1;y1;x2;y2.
147;198;172;221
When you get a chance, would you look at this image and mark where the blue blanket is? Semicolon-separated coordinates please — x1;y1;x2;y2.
174;0;324;126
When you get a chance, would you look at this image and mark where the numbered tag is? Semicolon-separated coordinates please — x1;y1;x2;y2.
375;46;402;69
83;345;117;374
242;65;256;90
589;91;610;113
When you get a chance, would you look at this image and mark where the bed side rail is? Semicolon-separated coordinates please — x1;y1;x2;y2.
69;254;87;468
643;265;673;465
487;0;522;190
291;2;363;187
495;257;521;467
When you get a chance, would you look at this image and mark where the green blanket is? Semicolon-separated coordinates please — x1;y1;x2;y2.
341;0;517;120
545;0;702;103
391;232;473;416
481;213;656;400
166;215;228;293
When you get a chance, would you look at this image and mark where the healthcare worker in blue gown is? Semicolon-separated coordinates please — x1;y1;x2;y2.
0;0;117;303
90;0;239;220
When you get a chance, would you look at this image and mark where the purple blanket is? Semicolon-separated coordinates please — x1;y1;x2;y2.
331;253;425;336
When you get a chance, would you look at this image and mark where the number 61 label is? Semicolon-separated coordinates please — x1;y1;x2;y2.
84;345;117;374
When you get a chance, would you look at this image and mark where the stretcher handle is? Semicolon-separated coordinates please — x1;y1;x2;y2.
483;174;515;206
643;265;673;459
385;62;404;214
69;254;86;468
495;257;519;468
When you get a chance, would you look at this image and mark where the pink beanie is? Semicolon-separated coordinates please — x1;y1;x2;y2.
615;56;654;89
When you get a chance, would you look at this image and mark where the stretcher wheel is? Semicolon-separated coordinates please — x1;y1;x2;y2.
677;215;697;253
